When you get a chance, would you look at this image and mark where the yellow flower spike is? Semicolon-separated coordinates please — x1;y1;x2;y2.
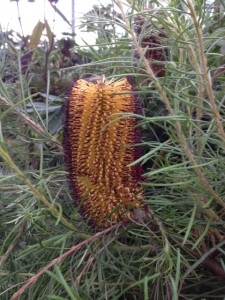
63;77;143;228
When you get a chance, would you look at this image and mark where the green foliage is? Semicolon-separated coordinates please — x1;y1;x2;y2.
1;1;225;299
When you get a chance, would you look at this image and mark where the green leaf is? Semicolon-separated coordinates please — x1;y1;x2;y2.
46;265;82;300
48;296;69;300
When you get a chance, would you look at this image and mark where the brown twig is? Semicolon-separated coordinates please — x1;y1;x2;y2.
0;222;26;267
11;222;122;300
204;257;225;280
75;255;96;285
186;0;225;145
178;239;225;296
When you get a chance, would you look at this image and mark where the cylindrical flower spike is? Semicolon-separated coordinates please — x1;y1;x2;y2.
134;15;168;77
63;77;143;228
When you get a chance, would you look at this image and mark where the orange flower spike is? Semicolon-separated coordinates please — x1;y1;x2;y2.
63;77;143;228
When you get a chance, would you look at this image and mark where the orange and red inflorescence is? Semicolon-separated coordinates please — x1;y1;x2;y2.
63;77;143;228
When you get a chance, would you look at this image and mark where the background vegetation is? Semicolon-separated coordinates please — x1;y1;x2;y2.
0;0;225;299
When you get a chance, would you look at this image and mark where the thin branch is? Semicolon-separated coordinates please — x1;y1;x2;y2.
75;255;96;285
11;222;122;300
0;222;26;267
186;0;225;145
16;0;24;37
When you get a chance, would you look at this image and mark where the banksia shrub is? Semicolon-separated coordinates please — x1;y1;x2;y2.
63;77;143;228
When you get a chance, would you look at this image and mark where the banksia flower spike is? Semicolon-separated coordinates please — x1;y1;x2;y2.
63;77;143;228
134;15;168;77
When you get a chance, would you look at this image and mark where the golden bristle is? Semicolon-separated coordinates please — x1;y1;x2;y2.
63;78;143;228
